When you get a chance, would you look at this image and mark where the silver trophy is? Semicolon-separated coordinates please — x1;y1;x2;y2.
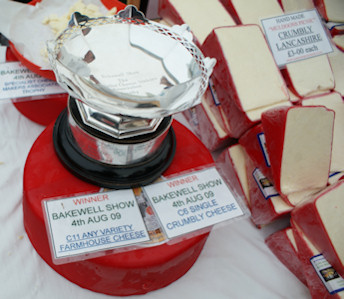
47;6;215;188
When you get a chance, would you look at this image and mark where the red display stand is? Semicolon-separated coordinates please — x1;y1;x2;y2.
23;119;214;296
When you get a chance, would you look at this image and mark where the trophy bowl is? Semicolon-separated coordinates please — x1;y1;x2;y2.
47;5;215;188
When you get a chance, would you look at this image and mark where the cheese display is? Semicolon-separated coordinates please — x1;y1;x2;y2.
265;227;307;285
301;92;344;172
291;181;344;278
158;0;236;45
1;0;341;297
314;0;344;22
261;106;334;196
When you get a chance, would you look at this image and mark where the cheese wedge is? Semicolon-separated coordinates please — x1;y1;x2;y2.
216;144;250;208
159;0;236;45
265;227;307;285
302;92;344;172
246;156;292;227
202;25;289;114
261;105;334;195
292;221;344;298
283;55;335;97
292;180;344;278
239;124;273;181
183;87;232;151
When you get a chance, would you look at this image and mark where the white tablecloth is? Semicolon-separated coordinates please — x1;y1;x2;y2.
0;97;311;299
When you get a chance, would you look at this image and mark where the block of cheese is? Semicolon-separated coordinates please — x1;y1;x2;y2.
239;124;272;181
158;0;236;45
202;25;289;114
329;49;344;97
210;75;291;138
314;0;344;22
261;105;334;195
216;144;250;208
282;55;335;98
302;92;344;172
265;227;307;285
221;0;283;28
292;180;344;278
23;120;214;296
292;220;344;298
278;0;314;12
183;86;233;151
246;156;292;227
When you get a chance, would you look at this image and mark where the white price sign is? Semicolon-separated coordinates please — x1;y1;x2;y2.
143;167;244;239
261;9;333;67
43;189;149;263
0;61;64;100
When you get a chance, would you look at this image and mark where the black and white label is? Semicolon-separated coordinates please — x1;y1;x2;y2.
143;167;244;239
261;9;333;67
43;189;149;263
253;168;279;199
0;61;64;100
310;254;344;295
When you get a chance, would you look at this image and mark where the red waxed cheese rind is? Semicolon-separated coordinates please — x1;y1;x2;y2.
218;0;242;24
23;120;213;296
6;47;68;126
245;155;292;227
210;75;259;138
291;180;344;278
158;0;185;26
291;221;343;299
261;105;334;196
265;227;307;285
201;27;244;112
239;124;272;181
261;106;288;193
183;86;233;151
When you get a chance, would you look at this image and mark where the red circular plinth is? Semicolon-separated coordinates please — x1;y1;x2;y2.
6;47;68;126
23;119;214;296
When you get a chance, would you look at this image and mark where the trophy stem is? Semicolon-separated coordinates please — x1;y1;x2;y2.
53;97;176;189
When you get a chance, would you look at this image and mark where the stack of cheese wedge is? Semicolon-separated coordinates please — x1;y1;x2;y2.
160;0;344;296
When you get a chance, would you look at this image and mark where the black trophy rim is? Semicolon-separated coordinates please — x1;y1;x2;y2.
53;109;176;189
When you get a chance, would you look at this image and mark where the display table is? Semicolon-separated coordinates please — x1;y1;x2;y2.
0;100;311;298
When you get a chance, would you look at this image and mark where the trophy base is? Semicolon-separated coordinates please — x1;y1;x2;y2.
53;109;176;189
23;119;214;296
